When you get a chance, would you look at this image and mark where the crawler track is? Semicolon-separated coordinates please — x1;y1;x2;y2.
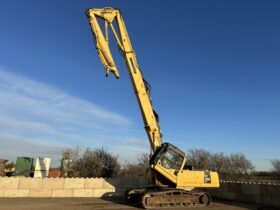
126;187;212;209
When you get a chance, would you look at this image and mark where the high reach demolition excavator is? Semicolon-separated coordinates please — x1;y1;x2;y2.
86;7;219;209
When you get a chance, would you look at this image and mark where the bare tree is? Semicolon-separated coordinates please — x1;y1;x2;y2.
271;159;280;172
228;153;255;179
76;147;120;178
187;149;254;180
187;149;211;169
61;145;81;177
119;153;150;178
210;152;227;174
137;153;150;176
59;145;256;181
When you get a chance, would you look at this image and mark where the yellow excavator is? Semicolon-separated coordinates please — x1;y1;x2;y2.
86;7;219;209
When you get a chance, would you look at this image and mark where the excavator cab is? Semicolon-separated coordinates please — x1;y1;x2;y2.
150;143;187;186
150;143;220;189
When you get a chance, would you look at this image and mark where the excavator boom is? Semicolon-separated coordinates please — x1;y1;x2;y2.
86;7;162;151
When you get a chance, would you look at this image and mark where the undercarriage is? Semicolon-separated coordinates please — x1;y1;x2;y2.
125;186;212;209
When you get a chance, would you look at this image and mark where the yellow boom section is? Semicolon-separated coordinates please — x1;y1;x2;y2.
86;8;162;151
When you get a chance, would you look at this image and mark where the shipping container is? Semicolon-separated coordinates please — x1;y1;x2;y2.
15;157;34;177
48;168;61;178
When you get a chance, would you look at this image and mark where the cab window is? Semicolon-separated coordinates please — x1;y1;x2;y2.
160;147;184;170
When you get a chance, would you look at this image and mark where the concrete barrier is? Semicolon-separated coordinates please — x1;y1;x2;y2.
0;177;19;189
29;189;52;197
42;178;64;189
1;177;278;207
64;178;84;189
207;181;280;208
0;177;145;198
19;177;42;189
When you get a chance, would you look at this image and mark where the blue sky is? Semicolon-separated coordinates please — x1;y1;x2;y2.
0;1;279;171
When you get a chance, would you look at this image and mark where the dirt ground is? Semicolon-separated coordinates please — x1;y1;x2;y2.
0;197;272;210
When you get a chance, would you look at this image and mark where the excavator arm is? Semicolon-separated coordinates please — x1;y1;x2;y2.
86;7;162;152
